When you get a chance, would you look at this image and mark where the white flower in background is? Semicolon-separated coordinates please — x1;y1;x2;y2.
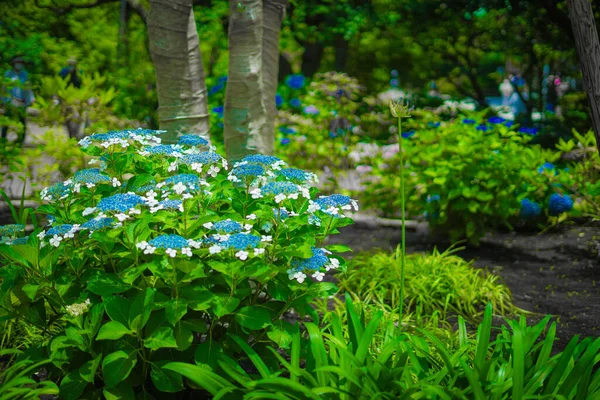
136;241;148;250
250;189;262;199
37;231;46;240
207;165;220;177
246;214;257;220
65;298;91;317
115;213;129;222
244;224;252;231
235;250;249;260
166;248;177;258
261;235;272;242
288;193;299;200
128;208;141;215
112;177;121;187
144;245;156;254
293;272;306;283
274;193;287;203
168;162;178;172
203;222;213;229
181;247;192;257
188;239;202;249
254;248;265;256
312;271;325;281
82;207;96;216
50;235;62;247
209;245;223;254
73;183;82;193
173;182;187;195
325;258;340;271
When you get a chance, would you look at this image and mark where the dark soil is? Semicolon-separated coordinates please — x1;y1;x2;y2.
326;221;600;351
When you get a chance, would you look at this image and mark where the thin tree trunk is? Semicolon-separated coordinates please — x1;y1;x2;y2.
567;0;600;153
224;0;287;161
147;0;209;143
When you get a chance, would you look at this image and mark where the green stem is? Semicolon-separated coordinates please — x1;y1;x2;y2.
397;116;406;334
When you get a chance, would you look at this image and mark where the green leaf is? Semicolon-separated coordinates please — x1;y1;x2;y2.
165;298;188;325
102;351;137;388
475;191;494;202
97;321;133;340
79;354;102;384
104;296;130;327
235;306;272;330
180;286;214;311
267;321;296;349
324;244;352;253
129;288;155;332
173;321;194;351
59;370;89;400
162;362;235;396
0;244;31;267
151;362;184;393
87;274;130;296
21;284;39;301
103;381;135;400
213;296;240;318
144;326;178;350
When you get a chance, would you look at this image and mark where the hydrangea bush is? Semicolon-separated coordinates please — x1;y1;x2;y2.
0;129;357;397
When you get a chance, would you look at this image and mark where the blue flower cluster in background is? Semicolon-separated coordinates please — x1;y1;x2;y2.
519;199;541;218
519;127;538;136
537;162;556;175
548;193;574;216
178;134;209;147
149;234;189;249
98;193;145;212
285;74;305;90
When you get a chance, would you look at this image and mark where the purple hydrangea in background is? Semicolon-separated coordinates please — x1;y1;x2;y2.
488;116;505;124
519;127;538;136
303;105;319;115
390;78;399;87
463;119;476;124
401;130;416;139
281;138;291;145
476;124;489;131
504;121;514;128
275;94;283;108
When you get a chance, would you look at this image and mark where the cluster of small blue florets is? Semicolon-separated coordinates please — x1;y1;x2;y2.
178;135;209;147
213;220;243;233
165;174;202;189
81;217;114;231
519;199;542;219
242;154;282;166
538;162;556;174
315;194;351;209
47;224;75;236
98;193;145;212
72;169;111;184
180;152;222;165
0;224;25;236
220;233;261;250
548;193;574;216
158;200;183;210
231;164;265;179
142;144;183;156
262;182;299;195
41;182;71;201
148;234;189;249
278;168;311;182
273;208;289;220
291;247;329;271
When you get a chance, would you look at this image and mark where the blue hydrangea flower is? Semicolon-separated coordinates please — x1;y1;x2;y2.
329;131;338;139
273;208;289;221
290;98;301;108
463;119;476;124
304;105;319;115
47;224;74;236
142;145;182;156
281;138;291;145
98;193;145;212
538;162;556;174
231;164;265;179
181;152;222;165
428;122;441;128
291;247;329;271
504;121;514;128
241;154;282;166
208;83;224;96
476;124;489;132
213;220;243;233
218;76;228;84
88;130;130;142
149;234;189;249
519;199;541;219
134;181;157;194
488;116;505;124
315;194;352;210
275;94;284;108
426;194;441;203
391;69;399;77
262;182;299;196
212;106;224;117
278;168;311;182
519;127;538;136
279;127;296;135
158;200;183;210
165;174;201;186
41;182;71;201
221;233;261;250
9;236;29;245
285;74;305;90
402;130;416;139
178;135;209;147
0;224;25;236
72;169;111;185
81;217;114;231
548;193;574;216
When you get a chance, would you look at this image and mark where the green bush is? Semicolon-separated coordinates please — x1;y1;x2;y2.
167;296;600;399
339;247;521;322
0;129;357;397
361;115;567;244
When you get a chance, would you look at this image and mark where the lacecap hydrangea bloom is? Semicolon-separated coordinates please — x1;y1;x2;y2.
548;193;574;216
519;199;541;219
287;247;340;283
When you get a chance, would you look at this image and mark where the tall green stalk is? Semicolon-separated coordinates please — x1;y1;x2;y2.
389;100;411;333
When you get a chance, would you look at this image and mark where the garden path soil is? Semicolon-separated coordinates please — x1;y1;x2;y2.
326;221;600;351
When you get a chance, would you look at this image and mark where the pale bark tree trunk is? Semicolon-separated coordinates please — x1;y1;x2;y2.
567;0;600;154
224;0;288;161
147;0;209;144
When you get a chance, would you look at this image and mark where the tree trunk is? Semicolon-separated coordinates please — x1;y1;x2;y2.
567;0;600;154
147;0;209;144
224;0;287;161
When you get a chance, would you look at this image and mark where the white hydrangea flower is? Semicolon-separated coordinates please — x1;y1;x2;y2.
244;224;252;231
312;271;325;281
254;248;265;256
82;207;97;216
65;298;91;317
166;248;177;258
112;177;122;187
307;202;320;213
209;245;223;254
203;222;213;229
274;194;287;203
288;193;299;200
250;189;262;199
144;245;156;254
115;213;129;222
173;182;187;195
73;183;82;193
168;162;178;172
136;241;148;250
50;235;62;247
207;165;220;177
235;250;249;260
246;214;257;220
293;272;306;283
181;247;192;257
325;258;340;271
187;239;202;249
261;235;272;242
